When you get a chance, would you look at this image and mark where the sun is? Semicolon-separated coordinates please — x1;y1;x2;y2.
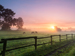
47;25;56;32
51;26;55;29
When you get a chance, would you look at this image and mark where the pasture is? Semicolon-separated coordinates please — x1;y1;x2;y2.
0;31;75;56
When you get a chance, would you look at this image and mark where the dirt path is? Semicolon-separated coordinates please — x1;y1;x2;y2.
44;41;75;56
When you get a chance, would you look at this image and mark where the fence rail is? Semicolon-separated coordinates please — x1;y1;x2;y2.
0;34;74;56
0;41;3;43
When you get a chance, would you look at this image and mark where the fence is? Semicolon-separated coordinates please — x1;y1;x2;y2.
0;34;74;56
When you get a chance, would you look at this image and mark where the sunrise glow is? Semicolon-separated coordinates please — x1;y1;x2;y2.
51;26;55;29
47;25;56;32
0;0;75;32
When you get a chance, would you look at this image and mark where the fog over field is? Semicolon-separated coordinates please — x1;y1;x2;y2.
0;0;75;56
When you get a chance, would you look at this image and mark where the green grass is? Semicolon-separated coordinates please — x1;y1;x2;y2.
63;46;75;56
51;41;75;56
0;31;51;56
0;31;75;56
21;39;74;56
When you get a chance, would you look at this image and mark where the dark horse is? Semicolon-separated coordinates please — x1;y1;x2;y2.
23;32;25;34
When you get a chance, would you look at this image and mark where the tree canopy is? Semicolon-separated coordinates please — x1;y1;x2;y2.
0;4;24;30
17;17;24;30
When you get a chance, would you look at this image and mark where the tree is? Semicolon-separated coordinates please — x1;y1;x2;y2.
0;4;24;30
16;17;24;30
0;5;4;18
1;8;15;30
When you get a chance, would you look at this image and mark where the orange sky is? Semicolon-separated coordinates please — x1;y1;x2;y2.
1;0;75;31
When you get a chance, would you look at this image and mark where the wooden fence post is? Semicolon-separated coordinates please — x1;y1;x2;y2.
66;34;68;40
1;39;7;56
51;35;52;45
59;35;61;42
34;37;37;50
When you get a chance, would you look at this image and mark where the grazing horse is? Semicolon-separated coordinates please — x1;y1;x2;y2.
31;32;34;34
23;32;25;34
35;31;38;33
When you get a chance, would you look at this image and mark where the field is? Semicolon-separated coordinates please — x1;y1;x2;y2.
0;30;75;56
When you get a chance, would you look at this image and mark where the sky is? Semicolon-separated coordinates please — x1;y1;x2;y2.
0;0;75;31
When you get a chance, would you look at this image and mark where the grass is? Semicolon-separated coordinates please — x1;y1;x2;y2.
51;41;75;56
0;30;75;56
21;39;74;56
63;45;75;56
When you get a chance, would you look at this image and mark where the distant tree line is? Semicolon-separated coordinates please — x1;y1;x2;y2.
0;4;24;30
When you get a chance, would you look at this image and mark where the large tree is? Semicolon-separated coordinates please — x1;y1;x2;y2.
0;5;4;18
0;4;24;30
0;5;4;29
1;9;15;30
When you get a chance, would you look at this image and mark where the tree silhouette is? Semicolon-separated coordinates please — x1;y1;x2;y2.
0;4;24;30
1;9;15;30
0;5;4;18
17;17;24;30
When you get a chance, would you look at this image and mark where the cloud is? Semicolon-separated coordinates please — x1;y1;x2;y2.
55;26;62;32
